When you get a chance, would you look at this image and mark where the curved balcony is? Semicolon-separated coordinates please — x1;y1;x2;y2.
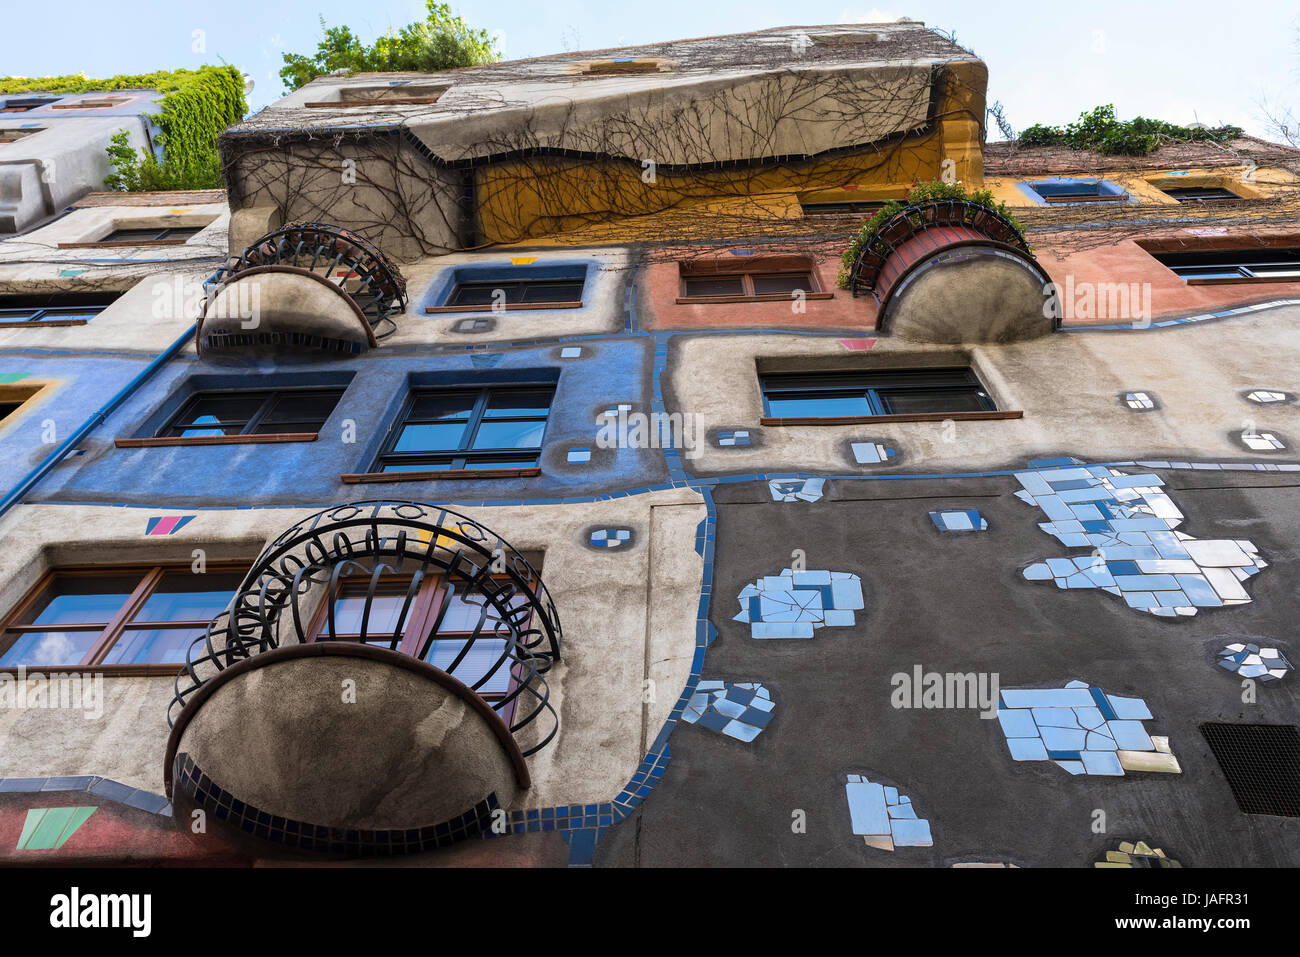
845;199;1056;343
196;223;408;355
164;502;561;856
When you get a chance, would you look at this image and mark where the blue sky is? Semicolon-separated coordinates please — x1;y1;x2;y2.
8;1;1298;137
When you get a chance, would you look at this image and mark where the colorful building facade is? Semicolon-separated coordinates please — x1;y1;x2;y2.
0;22;1297;868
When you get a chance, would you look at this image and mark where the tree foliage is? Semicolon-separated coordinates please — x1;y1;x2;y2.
279;2;500;92
1018;104;1242;156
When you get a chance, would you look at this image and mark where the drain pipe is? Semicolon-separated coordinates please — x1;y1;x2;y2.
0;323;195;518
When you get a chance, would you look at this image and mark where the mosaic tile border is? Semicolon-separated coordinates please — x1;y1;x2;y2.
0;775;170;815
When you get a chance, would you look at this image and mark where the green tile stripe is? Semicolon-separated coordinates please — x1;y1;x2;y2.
0;373;29;384
17;806;96;850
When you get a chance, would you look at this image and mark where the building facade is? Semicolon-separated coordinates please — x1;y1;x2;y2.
0;22;1297;867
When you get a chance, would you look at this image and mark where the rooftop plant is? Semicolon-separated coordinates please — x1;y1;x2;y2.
1017;104;1242;156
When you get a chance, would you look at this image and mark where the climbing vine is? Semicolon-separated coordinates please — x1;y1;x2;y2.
0;66;247;190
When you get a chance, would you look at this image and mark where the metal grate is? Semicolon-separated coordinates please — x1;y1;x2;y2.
1200;722;1300;817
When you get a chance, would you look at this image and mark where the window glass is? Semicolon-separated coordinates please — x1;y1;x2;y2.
684;276;744;297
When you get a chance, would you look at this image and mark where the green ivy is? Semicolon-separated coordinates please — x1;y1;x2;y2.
837;180;1026;289
0;66;247;191
1016;104;1242;156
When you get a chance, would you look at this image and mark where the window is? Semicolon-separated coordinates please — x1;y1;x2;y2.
1150;247;1300;283
0;292;119;327
370;386;553;474
800;201;887;216
0;565;246;668
761;368;1000;420
1161;186;1241;202
583;59;664;75
0;382;50;424
445;278;584;307
305;84;448;108
0;127;44;144
51;96;127;110
1027;181;1126;203
307;568;534;708
1;97;57;112
99;226;203;243
678;260;829;302
157;388;344;439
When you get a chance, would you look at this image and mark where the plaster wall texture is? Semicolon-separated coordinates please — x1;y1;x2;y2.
0;487;705;808
177;655;521;828
665;304;1300;475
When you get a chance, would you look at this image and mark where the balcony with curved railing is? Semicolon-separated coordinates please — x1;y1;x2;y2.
164;502;561;856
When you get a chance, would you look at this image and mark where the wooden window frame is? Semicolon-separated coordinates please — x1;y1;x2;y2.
759;367;1020;425
305;570;532;720
58;225;208;249
0;563;248;675
676;260;833;304
115;386;343;448
0;294;117;329
345;384;552;481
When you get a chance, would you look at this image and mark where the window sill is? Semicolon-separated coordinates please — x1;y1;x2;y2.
676;292;834;304
304;98;444;107
342;467;542;483
58;239;192;249
760;410;1023;426
424;302;583;314
1040;194;1128;204
0;319;89;329
115;432;319;448
1184;276;1300;286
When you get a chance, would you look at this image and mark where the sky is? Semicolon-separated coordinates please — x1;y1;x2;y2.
7;0;1298;138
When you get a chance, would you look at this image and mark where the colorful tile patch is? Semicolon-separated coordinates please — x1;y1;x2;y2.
1095;840;1181;868
929;509;988;532
768;478;825;503
716;430;750;447
567;447;591;464
17;806;96;850
733;567;863;638
851;441;895;465
145;515;194;536
1123;391;1156;410
1245;390;1290;404
560;347;583;358
682;681;775;741
845;775;932;851
589;528;631;549
839;338;876;351
1216;642;1292;681
1015;461;1267;617
997;680;1180;776
1241;430;1286;451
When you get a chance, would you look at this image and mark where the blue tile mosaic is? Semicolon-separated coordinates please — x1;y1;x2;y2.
682;681;775;741
1216;642;1292;681
929;509;988;532
845;775;933;850
851;441;896;465
716;430;751;447
589;527;632;549
733;568;864;638
996;680;1180;776
1015;461;1267;617
567;447;592;464
768;478;825;503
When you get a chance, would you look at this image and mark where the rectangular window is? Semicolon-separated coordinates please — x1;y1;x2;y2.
800;201;886;216
0;127;44;144
309;570;533;702
1150;247;1300;283
0;566;246;668
158;388;344;439
1;97;57;112
51;97;127;110
678;263;826;302
1028;181;1126;203
1161;186;1241;202
0;292;120;327
445;279;584;307
372;386;553;473
99;226;203;243
761;368;1000;420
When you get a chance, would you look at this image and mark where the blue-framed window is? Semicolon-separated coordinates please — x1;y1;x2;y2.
761;368;996;418
446;277;584;306
373;385;554;472
428;263;591;311
0;292;120;325
1023;179;1126;204
158;388;345;438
